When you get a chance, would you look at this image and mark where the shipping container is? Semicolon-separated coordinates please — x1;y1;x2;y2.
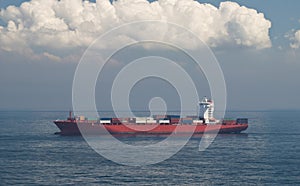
100;117;112;121
166;115;180;119
186;115;200;119
146;120;157;123
111;118;121;122
153;115;167;119
181;118;193;124
128;118;136;123
170;118;180;124
193;120;203;124
79;116;86;121
159;120;170;124
100;120;111;124
136;120;147;124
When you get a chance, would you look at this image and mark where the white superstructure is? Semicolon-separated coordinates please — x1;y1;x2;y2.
199;97;214;124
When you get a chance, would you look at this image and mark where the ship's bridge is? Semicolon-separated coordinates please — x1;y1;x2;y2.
199;97;214;123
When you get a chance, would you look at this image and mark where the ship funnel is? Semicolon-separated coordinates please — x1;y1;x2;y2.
199;97;214;123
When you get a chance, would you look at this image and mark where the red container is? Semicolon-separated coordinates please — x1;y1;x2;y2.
170;118;180;124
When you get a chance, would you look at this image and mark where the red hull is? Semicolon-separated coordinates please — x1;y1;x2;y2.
53;121;248;136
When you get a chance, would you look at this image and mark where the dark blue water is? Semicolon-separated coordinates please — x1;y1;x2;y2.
1;111;300;185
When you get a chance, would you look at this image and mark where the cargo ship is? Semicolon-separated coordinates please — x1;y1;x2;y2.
53;97;248;135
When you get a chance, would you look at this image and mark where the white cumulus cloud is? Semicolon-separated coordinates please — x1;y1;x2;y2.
290;30;300;49
0;0;272;61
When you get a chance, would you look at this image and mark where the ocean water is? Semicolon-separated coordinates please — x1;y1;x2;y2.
0;111;300;185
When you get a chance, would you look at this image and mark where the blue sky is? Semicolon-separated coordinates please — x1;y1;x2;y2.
0;0;300;111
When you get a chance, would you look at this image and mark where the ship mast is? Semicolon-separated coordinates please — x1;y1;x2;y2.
67;110;73;121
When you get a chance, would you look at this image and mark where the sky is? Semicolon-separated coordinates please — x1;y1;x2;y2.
0;0;300;111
